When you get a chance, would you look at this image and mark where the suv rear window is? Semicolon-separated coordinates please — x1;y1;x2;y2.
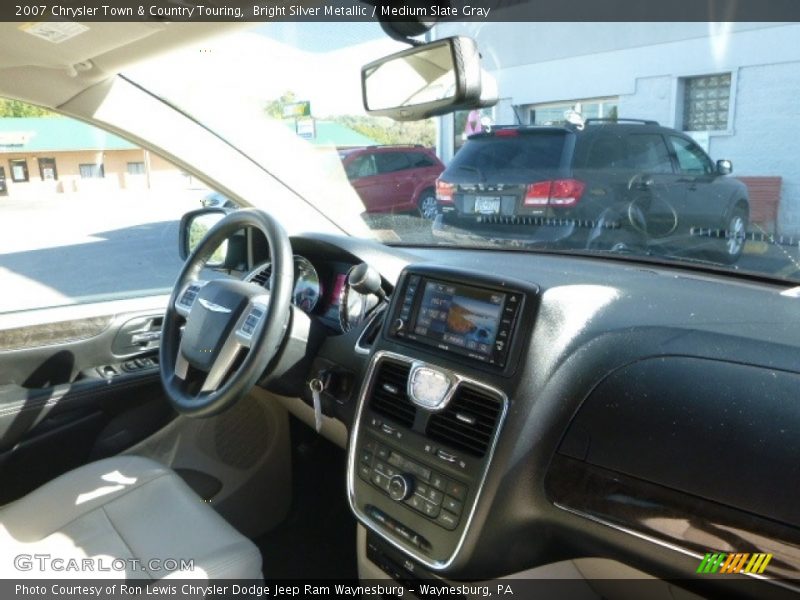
449;132;567;182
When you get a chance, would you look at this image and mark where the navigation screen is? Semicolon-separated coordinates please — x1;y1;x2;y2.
413;281;506;357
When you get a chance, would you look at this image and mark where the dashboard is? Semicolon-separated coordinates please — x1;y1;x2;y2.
243;252;375;334
249;232;800;599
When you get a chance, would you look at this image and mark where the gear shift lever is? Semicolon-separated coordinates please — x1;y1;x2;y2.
347;263;386;302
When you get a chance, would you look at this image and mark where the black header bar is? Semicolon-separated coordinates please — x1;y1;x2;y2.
3;0;800;22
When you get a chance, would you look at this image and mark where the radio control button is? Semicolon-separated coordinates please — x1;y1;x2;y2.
436;510;459;530
437;449;457;463
375;462;396;478
424;488;444;505
372;472;390;492
443;495;463;514
446;480;467;501
430;473;447;491
388;474;414;501
358;464;371;480
422;501;440;518
405;494;424;511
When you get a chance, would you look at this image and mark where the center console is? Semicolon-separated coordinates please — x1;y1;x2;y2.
348;267;537;571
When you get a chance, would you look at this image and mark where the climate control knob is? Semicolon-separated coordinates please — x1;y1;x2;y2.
388;474;414;501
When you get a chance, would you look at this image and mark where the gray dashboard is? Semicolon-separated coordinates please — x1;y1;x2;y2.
278;233;800;596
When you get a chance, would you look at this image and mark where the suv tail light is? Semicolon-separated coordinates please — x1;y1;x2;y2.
523;179;585;207
436;179;455;203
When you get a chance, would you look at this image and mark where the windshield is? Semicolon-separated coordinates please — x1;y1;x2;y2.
126;21;800;283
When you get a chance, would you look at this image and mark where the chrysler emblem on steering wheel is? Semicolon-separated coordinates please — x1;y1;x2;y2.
198;298;232;314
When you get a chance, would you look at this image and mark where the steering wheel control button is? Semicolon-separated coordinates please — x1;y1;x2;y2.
179;283;205;310
388;474;414;501
358;464;371;481
240;307;265;337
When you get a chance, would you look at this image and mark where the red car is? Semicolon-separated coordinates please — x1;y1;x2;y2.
340;145;445;219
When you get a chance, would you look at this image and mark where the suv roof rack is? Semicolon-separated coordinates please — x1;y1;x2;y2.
584;118;660;126
366;143;424;149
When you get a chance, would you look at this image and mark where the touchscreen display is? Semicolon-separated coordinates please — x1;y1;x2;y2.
413;281;506;356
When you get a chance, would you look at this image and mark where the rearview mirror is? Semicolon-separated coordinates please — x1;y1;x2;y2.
362;36;497;121
179;208;229;266
716;159;733;175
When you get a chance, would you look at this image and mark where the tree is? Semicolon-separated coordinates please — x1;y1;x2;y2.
328;114;435;147
264;91;298;119
264;91;436;147
0;98;55;117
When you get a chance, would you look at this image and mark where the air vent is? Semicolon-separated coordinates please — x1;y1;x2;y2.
250;265;270;287
369;360;416;428
426;385;502;457
356;309;386;353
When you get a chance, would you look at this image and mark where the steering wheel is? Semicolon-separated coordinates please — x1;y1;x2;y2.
159;209;294;417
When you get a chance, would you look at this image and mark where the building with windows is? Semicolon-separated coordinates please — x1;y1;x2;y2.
435;23;800;236
1;116;378;199
0;117;188;197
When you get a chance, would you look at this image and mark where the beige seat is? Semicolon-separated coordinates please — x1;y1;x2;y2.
0;456;262;580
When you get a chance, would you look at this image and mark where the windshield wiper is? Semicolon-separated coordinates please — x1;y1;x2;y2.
457;164;485;182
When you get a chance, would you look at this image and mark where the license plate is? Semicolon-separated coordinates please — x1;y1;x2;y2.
474;196;501;214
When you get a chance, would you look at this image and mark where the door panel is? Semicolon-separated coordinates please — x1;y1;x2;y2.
346;152;386;212
668;135;724;232
0;296;175;503
374;151;414;211
624;133;686;240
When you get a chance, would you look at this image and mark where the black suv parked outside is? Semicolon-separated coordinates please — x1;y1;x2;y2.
433;119;749;264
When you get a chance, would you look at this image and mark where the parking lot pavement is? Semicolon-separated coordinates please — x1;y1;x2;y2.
2;198;798;315
0;191;202;313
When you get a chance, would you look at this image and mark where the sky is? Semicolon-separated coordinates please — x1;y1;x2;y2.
126;22;406;120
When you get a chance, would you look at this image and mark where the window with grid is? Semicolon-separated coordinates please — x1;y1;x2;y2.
127;161;145;175
682;73;731;131
529;98;619;125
